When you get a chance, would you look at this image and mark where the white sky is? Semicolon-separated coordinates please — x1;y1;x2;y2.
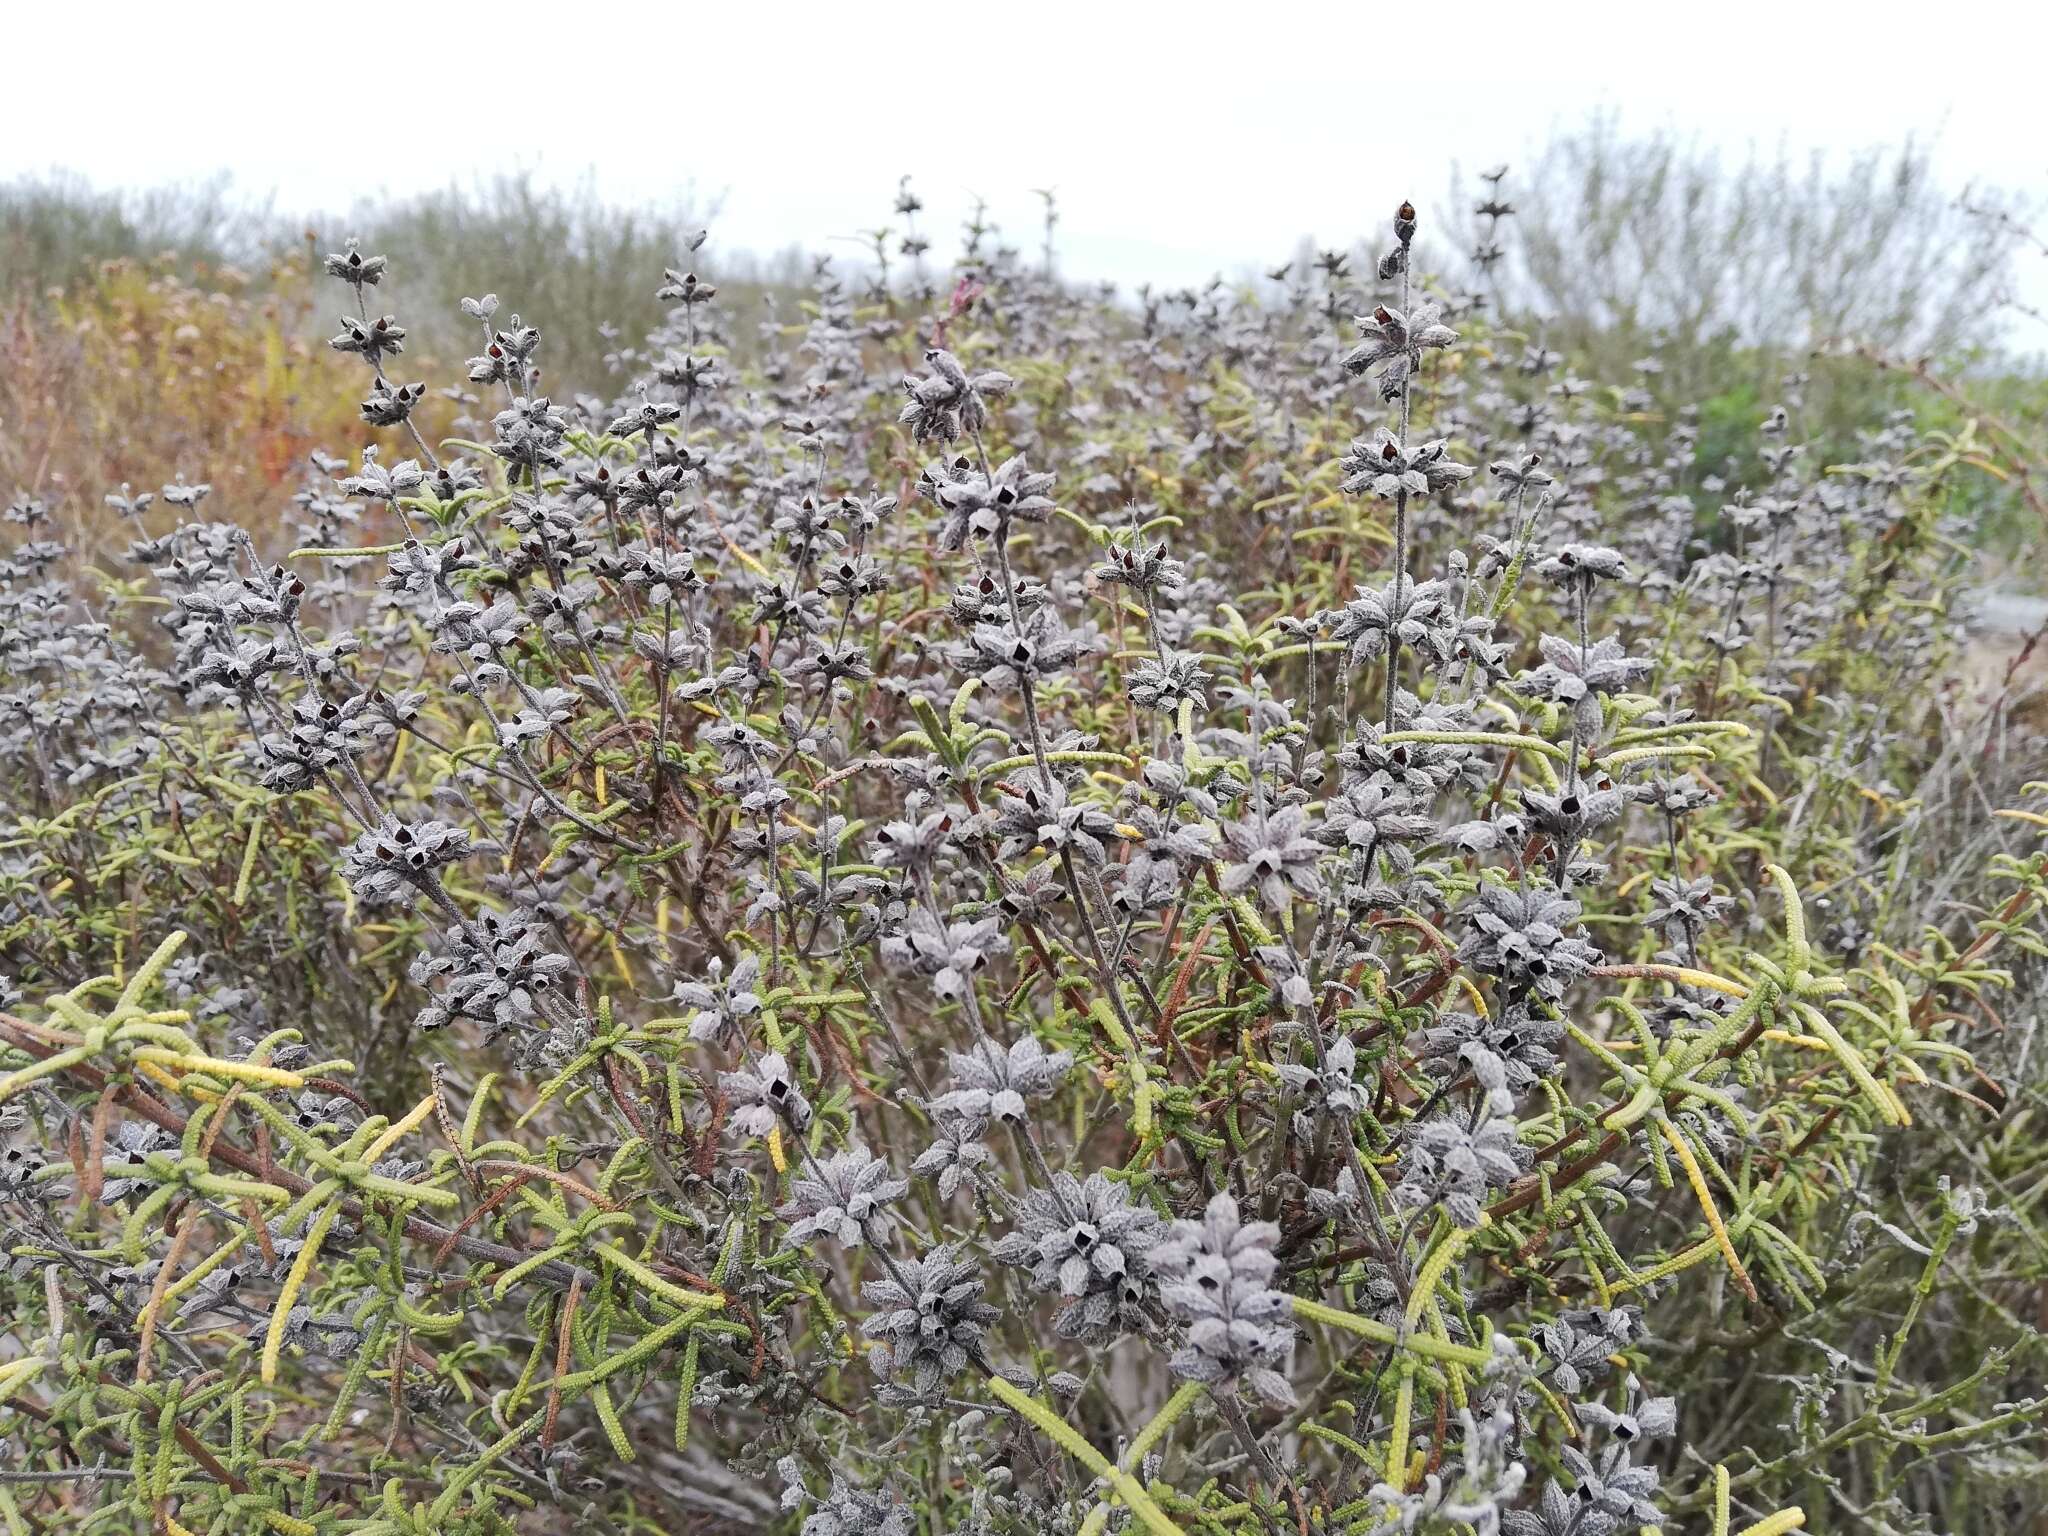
6;0;2045;298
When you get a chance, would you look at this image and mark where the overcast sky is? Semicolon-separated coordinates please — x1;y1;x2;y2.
6;0;2044;297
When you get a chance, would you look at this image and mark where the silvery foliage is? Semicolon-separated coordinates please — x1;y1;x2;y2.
779;1147;910;1249
1344;299;1459;401
1277;1033;1367;1128
672;953;764;1046
908;1115;997;1201
1457;882;1602;1003
1395;1081;1533;1230
898;348;1013;446
1219;804;1325;909
992;1169;1163;1341
1504;1378;1676;1536
929;1035;1071;1132
410;907;572;1036
722;1051;813;1137
341;816;475;904
1367;1403;1528;1535
860;1244;1001;1398
780;1460;914;1536
1529;1306;1643;1401
1154;1194;1297;1406
883;909;1009;1000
